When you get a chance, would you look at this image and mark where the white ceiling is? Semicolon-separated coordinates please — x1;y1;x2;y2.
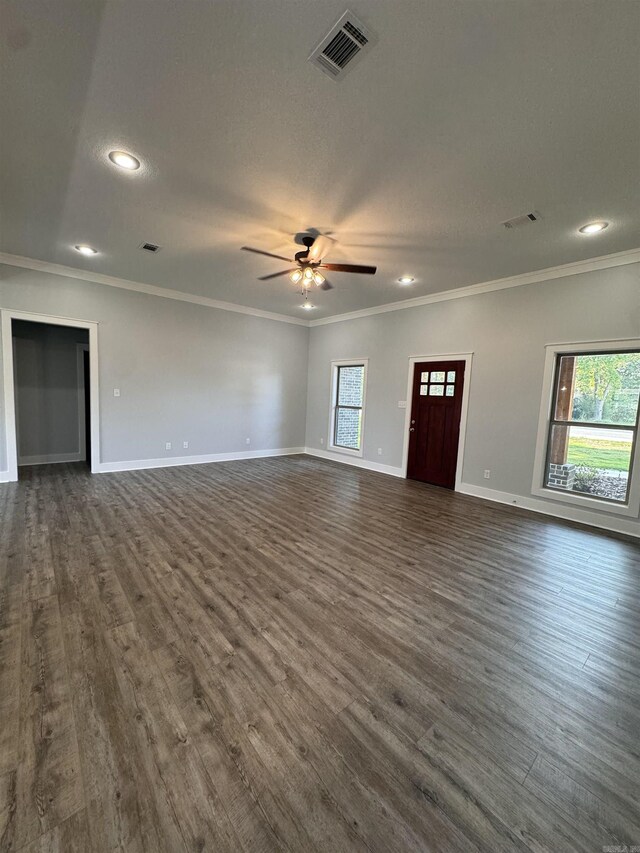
1;0;639;319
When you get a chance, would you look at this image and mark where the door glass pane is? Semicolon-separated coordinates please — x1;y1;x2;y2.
545;423;632;502
420;385;428;395
420;371;430;382
429;385;444;396
337;365;365;407
447;371;456;383
431;371;445;383
334;407;362;450
553;352;640;426
446;385;454;396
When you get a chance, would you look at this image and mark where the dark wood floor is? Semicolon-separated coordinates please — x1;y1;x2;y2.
1;456;639;851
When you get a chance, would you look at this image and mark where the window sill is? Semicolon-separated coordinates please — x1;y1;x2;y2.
531;485;640;518
328;445;364;458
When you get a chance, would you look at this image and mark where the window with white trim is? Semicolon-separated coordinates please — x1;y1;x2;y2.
330;361;367;453
540;348;640;506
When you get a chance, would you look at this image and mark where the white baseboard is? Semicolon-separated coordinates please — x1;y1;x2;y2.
95;447;306;474
19;451;83;467
459;482;639;539
304;447;404;478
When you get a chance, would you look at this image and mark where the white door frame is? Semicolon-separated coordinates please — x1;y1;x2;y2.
1;309;100;481
401;352;474;489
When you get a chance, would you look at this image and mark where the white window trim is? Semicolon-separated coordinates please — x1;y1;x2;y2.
328;358;368;457
531;338;640;518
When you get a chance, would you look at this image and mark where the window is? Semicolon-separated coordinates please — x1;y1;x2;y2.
330;361;367;454
535;344;640;513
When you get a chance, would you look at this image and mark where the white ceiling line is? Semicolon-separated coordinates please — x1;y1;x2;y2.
309;247;640;327
0;252;309;327
1;247;638;329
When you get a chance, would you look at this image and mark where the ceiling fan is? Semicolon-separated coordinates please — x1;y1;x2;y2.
241;235;377;294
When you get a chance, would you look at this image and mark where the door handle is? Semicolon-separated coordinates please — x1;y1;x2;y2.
409;427;415;432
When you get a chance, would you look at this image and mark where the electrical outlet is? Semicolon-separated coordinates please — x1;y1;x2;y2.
484;469;491;479
245;438;251;445
320;437;324;445
377;447;382;455
113;388;120;397
398;400;407;408
165;442;172;451
183;441;189;449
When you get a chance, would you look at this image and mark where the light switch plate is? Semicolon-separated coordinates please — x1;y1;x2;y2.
398;400;407;408
113;388;120;397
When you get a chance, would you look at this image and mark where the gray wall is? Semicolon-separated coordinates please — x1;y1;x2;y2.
2;259;639;534
13;320;89;464
0;264;309;469
305;263;640;530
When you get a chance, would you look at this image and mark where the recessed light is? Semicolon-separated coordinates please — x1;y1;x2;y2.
398;276;414;285
108;150;141;171
301;302;316;311
578;221;609;235
74;244;98;256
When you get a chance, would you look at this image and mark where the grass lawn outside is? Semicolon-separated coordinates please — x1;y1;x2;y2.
567;437;632;472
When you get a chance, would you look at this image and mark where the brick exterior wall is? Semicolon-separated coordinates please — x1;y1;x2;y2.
335;366;364;449
547;462;576;490
335;408;361;448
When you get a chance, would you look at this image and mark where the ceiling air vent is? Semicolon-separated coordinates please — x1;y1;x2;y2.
139;242;162;253
309;11;375;80
502;211;542;230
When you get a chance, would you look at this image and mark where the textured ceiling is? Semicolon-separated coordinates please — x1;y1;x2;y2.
1;0;639;319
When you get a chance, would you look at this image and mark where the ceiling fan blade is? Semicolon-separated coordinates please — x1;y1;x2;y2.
258;268;296;281
320;263;377;275
320;279;334;291
241;246;292;262
307;234;336;262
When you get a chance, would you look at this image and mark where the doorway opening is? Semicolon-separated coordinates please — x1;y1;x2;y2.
10;319;91;476
402;353;473;490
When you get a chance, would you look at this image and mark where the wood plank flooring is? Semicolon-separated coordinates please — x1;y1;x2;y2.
1;455;639;852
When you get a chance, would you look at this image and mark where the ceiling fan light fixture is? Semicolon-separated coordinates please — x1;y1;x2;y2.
290;269;302;284
303;267;314;280
313;271;325;286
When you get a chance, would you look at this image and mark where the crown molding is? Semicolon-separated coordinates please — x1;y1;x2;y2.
0;252;308;327
1;247;637;330
309;247;640;327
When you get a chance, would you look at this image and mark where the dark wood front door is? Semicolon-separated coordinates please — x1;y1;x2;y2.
407;360;465;489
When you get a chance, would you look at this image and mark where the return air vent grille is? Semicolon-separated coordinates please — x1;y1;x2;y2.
502;211;542;230
139;242;162;253
309;11;375;80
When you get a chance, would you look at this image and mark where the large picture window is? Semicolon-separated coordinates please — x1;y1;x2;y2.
330;361;367;453
542;349;640;505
